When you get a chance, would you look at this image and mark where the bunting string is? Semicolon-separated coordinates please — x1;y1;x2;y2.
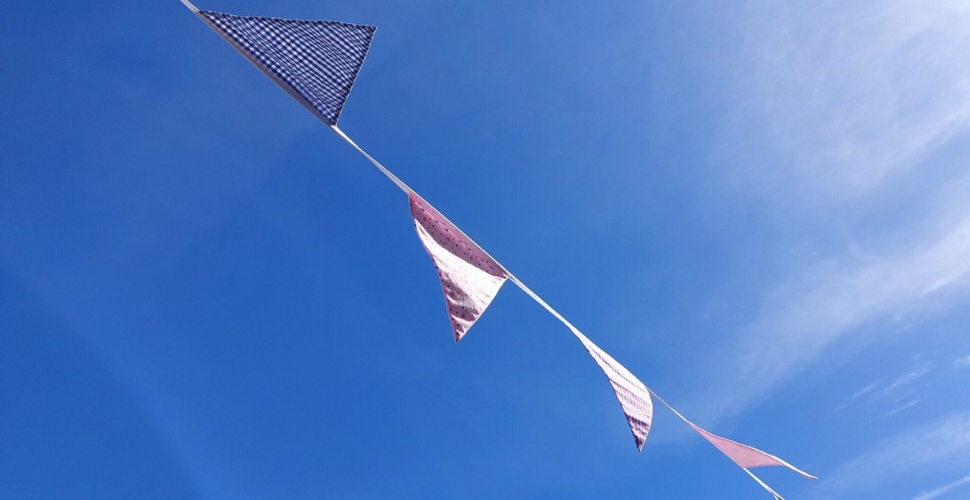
744;468;788;500
181;1;818;497
337;122;655;448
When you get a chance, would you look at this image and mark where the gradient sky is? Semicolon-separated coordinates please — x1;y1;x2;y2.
2;0;970;499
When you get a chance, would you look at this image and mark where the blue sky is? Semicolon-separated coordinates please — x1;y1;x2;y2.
2;0;969;498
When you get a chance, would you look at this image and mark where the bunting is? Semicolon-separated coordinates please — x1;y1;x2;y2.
181;1;817;497
409;192;654;448
186;0;374;125
409;194;507;341
650;391;817;499
568;325;654;450
688;421;817;478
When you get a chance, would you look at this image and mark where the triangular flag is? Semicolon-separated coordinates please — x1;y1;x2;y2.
650;393;817;483
409;195;507;342
687;421;817;479
192;5;375;125
567;325;653;450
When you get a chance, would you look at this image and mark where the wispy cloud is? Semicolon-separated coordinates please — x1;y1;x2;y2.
838;363;931;415
689;0;970;422
718;0;970;199
838;380;883;411
955;356;970;369
816;412;970;498
700;215;970;420
910;474;970;500
872;364;930;404
885;399;920;418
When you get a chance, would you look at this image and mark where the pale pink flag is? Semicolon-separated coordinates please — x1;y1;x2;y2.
652;394;817;480
409;194;507;342
688;422;817;479
567;325;653;450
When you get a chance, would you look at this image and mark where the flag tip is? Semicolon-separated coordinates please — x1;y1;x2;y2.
788;464;818;481
180;0;200;13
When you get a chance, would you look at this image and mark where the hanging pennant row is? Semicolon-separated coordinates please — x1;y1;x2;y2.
181;2;817;497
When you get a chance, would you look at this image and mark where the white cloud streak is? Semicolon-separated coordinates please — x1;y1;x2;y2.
694;0;970;422
885;399;919;418
703;215;970;420
839;364;931;415
718;0;970;199
910;474;970;500
817;413;970;498
839;380;883;410
872;365;931;403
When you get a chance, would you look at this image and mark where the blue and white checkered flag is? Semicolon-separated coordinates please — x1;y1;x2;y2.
184;0;375;125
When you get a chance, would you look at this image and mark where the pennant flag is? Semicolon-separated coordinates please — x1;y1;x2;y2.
567;326;653;450
686;422;816;479
187;1;374;125
681;417;818;480
649;391;816;498
409;195;508;342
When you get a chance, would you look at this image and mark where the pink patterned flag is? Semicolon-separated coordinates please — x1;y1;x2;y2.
567;325;653;450
409;194;507;342
687;422;817;479
651;393;817;481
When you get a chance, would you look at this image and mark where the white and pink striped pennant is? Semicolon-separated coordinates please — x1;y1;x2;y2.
409;194;507;342
567;325;654;450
